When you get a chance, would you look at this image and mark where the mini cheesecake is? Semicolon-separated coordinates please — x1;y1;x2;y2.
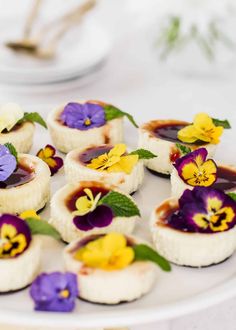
0;121;35;153
64;145;144;194
138;120;216;175
171;164;236;199
150;198;236;267
0;237;41;292
47;103;123;153
63;235;157;304
50;181;140;243
0;154;51;214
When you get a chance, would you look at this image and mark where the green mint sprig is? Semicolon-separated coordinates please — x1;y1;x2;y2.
4;142;18;162
25;218;61;240
130;149;157;160
175;143;192;156
212;118;231;129
103;104;138;128
228;192;236;201
18;112;47;129
99;191;140;217
133;244;171;271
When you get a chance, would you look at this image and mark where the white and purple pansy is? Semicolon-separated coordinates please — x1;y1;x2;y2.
169;187;236;233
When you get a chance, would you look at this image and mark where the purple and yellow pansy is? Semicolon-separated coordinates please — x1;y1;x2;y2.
0;214;31;258
169;187;236;233
36;144;63;176
174;148;217;187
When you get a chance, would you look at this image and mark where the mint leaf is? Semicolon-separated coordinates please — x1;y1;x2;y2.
228;192;236;201
212;118;231;129
25;218;61;240
103;104;138;128
133;244;171;272
130;149;157;160
4;142;18;161
18;112;47;128
175;143;192;155
99;191;140;217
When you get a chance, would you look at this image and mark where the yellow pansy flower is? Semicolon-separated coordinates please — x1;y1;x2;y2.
87;144;139;174
178;113;224;144
73;188;101;216
74;232;134;271
20;209;41;220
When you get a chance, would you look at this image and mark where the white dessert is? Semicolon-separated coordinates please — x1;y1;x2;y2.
138;120;216;175
47;104;124;153
0;237;41;292
0;154;51;214
150;198;236;267
63;236;157;304
50;182;140;243
64;146;144;194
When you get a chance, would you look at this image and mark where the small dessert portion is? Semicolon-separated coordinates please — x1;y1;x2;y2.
171;148;236;198
138;113;229;175
0;103;47;153
50;181;141;243
150;187;236;267
47;100;138;153
63;232;170;304
0;213;59;292
64;143;156;194
0;144;51;214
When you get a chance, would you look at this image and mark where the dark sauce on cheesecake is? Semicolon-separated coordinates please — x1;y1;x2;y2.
79;145;113;165
0;164;34;189
1;123;23;134
212;166;236;192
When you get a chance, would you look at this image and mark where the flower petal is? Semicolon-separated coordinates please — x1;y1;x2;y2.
108;144;126;157
87;205;113;228
108;155;138;174
177;125;198;143
73;215;94;231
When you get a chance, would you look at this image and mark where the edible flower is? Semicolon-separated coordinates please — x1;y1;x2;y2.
60;102;106;130
0;214;31;258
74;233;134;271
20;209;40;220
174;148;217;187
0;144;17;181
73;188;113;231
169;187;236;233
178;113;224;144
30;272;78;312
87;144;139;174
0;103;24;133
36;144;63;176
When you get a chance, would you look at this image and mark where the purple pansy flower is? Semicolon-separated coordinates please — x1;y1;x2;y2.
73;205;113;231
0;214;32;258
0;145;17;181
169;187;236;233
30;272;78;312
60;102;106;130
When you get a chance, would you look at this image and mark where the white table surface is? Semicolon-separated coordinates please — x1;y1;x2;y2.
0;1;236;329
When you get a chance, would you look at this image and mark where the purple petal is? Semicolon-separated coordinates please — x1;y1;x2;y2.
73;214;94;231
0;154;17;181
87;205;113;228
0;145;11;157
174;148;208;174
49;156;64;176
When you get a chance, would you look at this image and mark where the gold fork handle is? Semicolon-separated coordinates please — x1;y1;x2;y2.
23;0;42;38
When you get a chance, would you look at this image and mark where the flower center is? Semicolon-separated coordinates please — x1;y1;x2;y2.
59;289;70;299
84;118;91;126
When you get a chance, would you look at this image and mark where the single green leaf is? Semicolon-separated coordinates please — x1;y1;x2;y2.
133;244;171;272
25;218;61;240
228;192;236;201
99;191;140;217
4;142;18;161
18;112;47;129
212;118;231;129
103;104;138;128
175;143;192;155
130;149;157;159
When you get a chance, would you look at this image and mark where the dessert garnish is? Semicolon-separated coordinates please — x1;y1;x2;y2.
73;189;140;231
228;192;236;201
178;113;230;144
173;148;217;187
175;143;192;156
60;101;138;129
74;232;171;271
169;187;236;233
20;209;40;220
30;272;78;312
0;144;17;181
87;144;156;174
0;103;47;133
36;144;63;176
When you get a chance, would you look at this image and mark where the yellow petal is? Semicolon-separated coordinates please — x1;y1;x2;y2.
75;196;93;216
194;113;214;131
87;154;109;170
44;157;57;168
84;188;94;202
181;162;199;181
103;247;134;271
206;197;223;213
177;125;198;143
10;234;27;257
20;210;40;220
108;155;138;174
108;144;126;157
211;126;224;144
1;224;17;240
102;233;127;253
43;147;55;158
200;160;217;176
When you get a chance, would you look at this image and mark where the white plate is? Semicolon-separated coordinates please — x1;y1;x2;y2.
0;105;236;329
0;17;110;85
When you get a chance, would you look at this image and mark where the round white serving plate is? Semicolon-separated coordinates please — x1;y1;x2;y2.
0;105;236;329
